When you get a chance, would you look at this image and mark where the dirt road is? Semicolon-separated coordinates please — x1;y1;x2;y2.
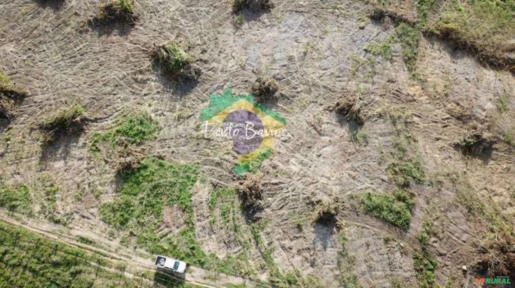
0;209;262;288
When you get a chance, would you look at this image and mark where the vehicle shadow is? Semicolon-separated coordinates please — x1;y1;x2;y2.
153;269;186;287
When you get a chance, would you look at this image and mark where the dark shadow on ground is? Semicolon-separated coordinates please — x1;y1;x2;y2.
87;18;135;37
313;220;336;251
39;130;82;163
0;112;10;134
33;0;65;10
453;134;496;164
153;270;186;288
152;64;201;99
336;113;365;143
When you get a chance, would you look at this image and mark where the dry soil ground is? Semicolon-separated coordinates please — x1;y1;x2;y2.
0;0;514;287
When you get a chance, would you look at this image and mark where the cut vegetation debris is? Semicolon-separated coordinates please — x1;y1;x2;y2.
453;133;496;160
151;43;200;80
251;77;279;103
236;174;264;222
39;104;86;146
333;98;365;127
361;190;415;231
94;0;138;25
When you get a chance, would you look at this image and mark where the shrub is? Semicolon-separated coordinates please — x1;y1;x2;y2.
361;190;415;230
251;77;279;103
39;104;86;146
333;99;364;126
95;0;138;25
151;43;197;78
0;71;27;101
236;175;263;221
310;198;341;229
453;133;496;159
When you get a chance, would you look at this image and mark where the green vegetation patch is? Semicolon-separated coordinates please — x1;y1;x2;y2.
361;190;415;230
99;157;197;229
413;222;438;288
0;221;143;288
415;0;436;25
209;188;239;227
395;23;420;76
364;36;395;61
337;233;362;287
116;0;134;13
0;182;31;214
99;157;209;265
387;159;425;187
435;0;514;67
91;111;159;152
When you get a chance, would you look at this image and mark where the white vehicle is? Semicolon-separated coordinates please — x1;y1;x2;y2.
155;256;188;274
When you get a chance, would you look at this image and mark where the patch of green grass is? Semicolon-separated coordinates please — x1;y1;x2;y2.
99;157;211;266
151;43;191;76
116;0;134;13
361;190;415;230
209;188;239;227
0;182;31;214
456;181;512;234
435;0;514;65
0;221;146;287
0;72;10;89
35;175;64;224
364;36;395;61
90;111;159;152
387;159;425;187
395;23;420;76
99;157;197;228
503;130;515;146
337;232;362;287
413;222;438;288
496;93;509;113
415;0;436;26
